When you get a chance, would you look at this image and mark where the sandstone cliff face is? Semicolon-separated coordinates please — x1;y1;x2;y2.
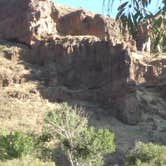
1;0;166;125
56;9;136;51
29;36;140;124
0;0;136;49
1;1;166;165
57;10;121;42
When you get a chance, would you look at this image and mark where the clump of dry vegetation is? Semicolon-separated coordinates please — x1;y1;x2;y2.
0;43;59;133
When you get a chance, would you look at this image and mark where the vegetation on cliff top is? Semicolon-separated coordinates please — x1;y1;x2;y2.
103;0;166;52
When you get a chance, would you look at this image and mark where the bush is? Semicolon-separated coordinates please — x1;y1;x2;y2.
125;142;166;166
0;131;35;158
74;127;116;166
45;103;116;166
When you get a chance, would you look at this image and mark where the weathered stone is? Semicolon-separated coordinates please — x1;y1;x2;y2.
130;52;166;84
0;0;137;51
31;36;140;124
4;0;166;125
57;9;135;47
115;94;141;124
0;0;58;45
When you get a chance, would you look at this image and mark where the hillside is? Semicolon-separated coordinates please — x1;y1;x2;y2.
0;0;166;165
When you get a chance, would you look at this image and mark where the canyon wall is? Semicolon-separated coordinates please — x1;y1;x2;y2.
0;0;166;125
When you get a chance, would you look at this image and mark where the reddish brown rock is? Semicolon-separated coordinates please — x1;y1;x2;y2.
0;0;144;124
0;0;58;45
58;10;122;42
57;9;137;51
130;53;166;84
0;0;137;51
31;36;140;124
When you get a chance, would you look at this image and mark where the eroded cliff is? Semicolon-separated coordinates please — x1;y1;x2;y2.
0;0;166;165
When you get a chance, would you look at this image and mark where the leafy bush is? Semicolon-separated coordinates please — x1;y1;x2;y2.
125;142;166;166
0;131;35;158
45;103;116;166
74;127;116;166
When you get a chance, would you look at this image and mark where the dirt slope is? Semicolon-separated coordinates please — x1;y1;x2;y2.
0;42;60;133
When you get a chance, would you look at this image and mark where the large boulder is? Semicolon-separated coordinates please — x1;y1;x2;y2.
0;0;58;45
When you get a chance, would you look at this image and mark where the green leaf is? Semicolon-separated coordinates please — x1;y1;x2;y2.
118;2;129;11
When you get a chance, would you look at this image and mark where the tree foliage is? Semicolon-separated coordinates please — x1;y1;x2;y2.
45;103;116;166
0;131;35;158
103;0;165;23
103;0;166;52
125;142;166;166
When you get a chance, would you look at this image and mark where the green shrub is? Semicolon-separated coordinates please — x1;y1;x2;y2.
45;103;116;166
0;131;35;158
125;142;166;166
37;130;53;143
73;127;115;166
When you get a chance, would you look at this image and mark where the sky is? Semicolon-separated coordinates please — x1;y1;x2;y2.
53;0;163;18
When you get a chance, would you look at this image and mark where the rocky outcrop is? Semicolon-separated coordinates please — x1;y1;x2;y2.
1;0;166;125
29;36;140;124
57;10;118;40
0;0;136;51
57;9;137;51
1;2;166;165
130;53;166;84
0;0;57;45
